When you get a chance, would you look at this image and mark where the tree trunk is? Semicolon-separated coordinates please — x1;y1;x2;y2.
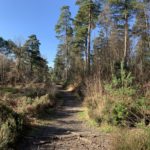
66;43;69;81
124;13;128;66
87;3;92;74
65;28;69;81
85;37;88;74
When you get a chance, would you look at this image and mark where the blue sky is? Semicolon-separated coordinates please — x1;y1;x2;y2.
0;0;78;67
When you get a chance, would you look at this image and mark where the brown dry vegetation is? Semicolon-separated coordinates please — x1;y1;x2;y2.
0;83;57;149
83;73;150;150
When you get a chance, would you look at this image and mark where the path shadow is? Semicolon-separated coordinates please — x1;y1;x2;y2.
16;125;78;150
16;90;84;150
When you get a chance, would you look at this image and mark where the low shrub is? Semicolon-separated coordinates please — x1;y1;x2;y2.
0;103;23;149
25;94;55;116
111;102;128;126
84;63;149;127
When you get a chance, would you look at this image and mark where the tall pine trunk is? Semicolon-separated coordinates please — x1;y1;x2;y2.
87;3;92;74
124;12;128;66
65;26;69;81
85;37;88;75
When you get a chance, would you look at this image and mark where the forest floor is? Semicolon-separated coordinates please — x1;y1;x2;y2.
16;88;112;150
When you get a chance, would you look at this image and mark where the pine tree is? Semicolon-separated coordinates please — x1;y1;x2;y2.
24;34;44;81
55;6;73;81
74;0;101;74
133;0;150;81
109;0;137;65
54;44;66;82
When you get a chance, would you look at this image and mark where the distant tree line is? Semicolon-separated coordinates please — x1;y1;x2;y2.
0;35;50;86
54;0;150;84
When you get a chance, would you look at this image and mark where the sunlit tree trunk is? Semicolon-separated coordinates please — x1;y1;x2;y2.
124;10;128;65
87;2;92;74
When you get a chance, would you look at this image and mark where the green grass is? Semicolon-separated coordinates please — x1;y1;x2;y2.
78;108;119;133
78;110;87;120
78;108;99;127
99;123;118;133
0;87;18;94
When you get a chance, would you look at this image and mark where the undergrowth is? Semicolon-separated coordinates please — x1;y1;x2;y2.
0;83;57;149
0;103;23;149
84;62;150;149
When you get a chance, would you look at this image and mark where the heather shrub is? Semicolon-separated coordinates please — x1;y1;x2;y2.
0;104;23;149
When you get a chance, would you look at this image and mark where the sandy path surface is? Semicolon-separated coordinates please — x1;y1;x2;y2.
16;90;111;150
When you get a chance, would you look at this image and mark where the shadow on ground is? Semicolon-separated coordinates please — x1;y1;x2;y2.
16;90;84;150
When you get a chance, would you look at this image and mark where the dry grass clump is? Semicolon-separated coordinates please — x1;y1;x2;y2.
84;76;105;123
25;94;55;116
0;84;57;114
112;128;150;150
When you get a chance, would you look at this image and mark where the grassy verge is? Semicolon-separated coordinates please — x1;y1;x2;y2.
78;108;99;127
78;107;118;133
0;84;57;149
82;68;150;149
78;107;150;150
112;127;150;150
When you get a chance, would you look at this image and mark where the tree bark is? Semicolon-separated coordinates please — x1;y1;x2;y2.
87;2;92;74
65;28;69;81
124;12;128;66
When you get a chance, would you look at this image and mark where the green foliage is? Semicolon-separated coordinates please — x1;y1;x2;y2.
103;67;144;126
112;61;134;88
24;35;49;82
111;61;136;97
136;97;149;110
0;87;18;94
109;0;137;22
0;104;23;149
111;103;128;125
84;63;150;127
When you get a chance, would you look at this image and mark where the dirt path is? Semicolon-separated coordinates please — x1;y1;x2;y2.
17;90;111;150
